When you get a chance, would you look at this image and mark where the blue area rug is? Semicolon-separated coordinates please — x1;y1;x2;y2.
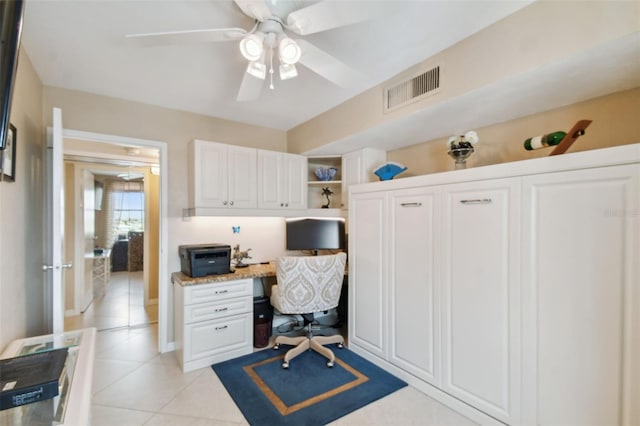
212;347;407;426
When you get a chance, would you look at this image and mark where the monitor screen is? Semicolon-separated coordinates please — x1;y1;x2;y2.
286;217;345;252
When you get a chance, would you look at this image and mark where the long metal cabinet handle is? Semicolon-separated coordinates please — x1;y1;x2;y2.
400;202;422;207
460;198;492;205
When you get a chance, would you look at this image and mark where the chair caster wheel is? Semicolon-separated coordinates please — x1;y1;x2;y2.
273;344;279;350
327;361;334;368
337;343;344;349
282;362;289;369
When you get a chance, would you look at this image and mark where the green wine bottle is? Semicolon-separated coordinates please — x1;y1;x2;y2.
523;131;567;150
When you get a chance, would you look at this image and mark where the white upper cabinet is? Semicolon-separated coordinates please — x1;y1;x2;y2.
257;150;307;210
342;148;386;208
189;140;257;209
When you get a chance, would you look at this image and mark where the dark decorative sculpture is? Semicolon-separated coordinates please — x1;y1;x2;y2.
232;244;252;268
321;187;333;209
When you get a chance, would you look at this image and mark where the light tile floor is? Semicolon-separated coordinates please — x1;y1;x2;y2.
91;325;477;425
66;271;158;331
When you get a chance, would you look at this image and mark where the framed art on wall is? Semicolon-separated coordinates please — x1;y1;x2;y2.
2;123;16;182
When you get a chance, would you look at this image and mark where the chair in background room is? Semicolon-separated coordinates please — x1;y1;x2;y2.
270;252;347;369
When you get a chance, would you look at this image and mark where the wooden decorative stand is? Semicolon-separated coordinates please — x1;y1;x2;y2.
549;119;592;156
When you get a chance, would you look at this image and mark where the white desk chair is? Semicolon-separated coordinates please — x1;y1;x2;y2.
270;252;347;368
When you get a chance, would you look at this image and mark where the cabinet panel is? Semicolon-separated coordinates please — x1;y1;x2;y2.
184;296;252;324
441;178;520;423
257;150;282;209
184;313;252;362
522;165;639;426
389;187;440;385
228;145;257;208
184;279;253;305
283;154;307;209
192;140;228;208
349;192;387;358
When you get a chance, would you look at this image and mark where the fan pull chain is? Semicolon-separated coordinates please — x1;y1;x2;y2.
269;47;274;90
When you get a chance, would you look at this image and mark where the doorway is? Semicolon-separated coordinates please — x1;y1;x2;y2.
52;128;169;352
63;159;159;331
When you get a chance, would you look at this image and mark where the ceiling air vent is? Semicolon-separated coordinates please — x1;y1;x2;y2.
384;65;440;112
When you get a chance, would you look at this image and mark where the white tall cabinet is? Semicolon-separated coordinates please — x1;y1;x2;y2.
349;144;639;426
521;165;639;426
440;178;521;424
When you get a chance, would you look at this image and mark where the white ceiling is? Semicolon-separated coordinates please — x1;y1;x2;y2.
20;0;534;132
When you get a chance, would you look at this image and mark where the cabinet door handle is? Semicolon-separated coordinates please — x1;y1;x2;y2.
223;201;228;206
400;202;422;207
229;201;234;206
215;325;228;331
460;198;492;205
214;290;228;295
214;307;228;313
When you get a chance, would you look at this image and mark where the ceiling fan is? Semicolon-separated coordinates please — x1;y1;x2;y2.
126;0;383;101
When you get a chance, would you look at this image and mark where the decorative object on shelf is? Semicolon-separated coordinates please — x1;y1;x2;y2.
523;131;567;150
315;167;338;181
321;187;333;208
548;119;592;156
232;244;252;268
447;130;479;170
373;162;407;181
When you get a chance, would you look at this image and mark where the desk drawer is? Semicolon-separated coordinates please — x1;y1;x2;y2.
184;279;252;305
183;312;252;363
184;296;252;324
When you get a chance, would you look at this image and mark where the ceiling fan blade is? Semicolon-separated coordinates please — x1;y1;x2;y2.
125;28;246;47
236;71;264;101
286;1;386;35
233;0;272;22
295;39;368;89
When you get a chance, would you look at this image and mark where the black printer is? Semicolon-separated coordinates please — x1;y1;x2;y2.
179;244;231;277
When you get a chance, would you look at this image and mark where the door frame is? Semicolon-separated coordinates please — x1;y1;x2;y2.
61;128;169;352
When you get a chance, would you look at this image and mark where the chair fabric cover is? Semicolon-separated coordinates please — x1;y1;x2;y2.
271;253;347;315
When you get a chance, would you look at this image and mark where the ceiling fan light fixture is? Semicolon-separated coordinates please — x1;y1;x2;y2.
278;37;301;64
279;63;298;80
239;32;264;61
246;60;267;80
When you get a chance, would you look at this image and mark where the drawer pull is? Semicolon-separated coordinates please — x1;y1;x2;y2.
400;202;422;207
460;198;492;205
214;307;228;313
214;290;229;295
215;325;228;331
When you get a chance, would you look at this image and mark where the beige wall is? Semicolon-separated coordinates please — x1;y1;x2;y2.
389;88;640;177
287;1;640;154
147;171;159;301
0;49;45;350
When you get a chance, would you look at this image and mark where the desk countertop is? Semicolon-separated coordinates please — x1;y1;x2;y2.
171;263;276;287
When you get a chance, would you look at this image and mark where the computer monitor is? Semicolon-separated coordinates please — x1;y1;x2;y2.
285;217;345;253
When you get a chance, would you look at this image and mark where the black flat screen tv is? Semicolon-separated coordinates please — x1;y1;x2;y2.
286;217;345;253
0;0;24;151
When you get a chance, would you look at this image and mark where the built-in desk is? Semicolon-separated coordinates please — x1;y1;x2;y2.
171;262;347;372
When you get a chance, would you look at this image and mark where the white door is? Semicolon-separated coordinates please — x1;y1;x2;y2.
283;153;307;210
348;191;387;359
44;107;70;334
440;177;521;424
191;140;228;208
521;165;640;426
257;149;282;209
227;145;257;208
388;186;441;385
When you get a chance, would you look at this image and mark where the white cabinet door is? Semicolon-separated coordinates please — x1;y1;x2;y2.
349;191;388;359
227;145;257;208
190;140;228;208
283;153;307;209
388;186;441;385
342;148;386;208
258;151;307;209
441;178;521;424
257;149;283;209
521;165;640;426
